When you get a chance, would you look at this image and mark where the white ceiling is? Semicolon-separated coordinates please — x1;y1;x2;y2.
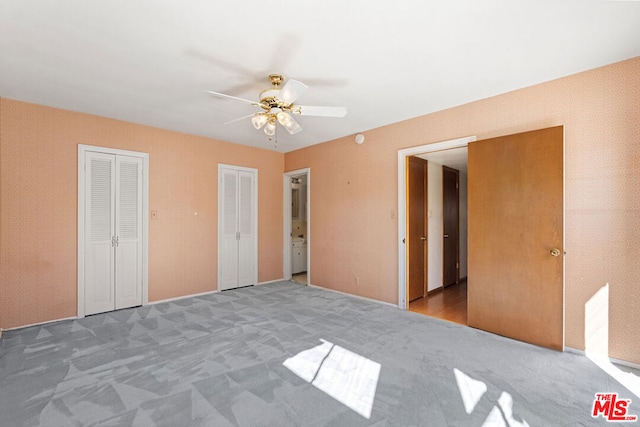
1;1;639;153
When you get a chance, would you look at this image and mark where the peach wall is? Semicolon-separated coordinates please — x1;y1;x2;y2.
0;98;2;339
285;56;640;365
0;99;283;329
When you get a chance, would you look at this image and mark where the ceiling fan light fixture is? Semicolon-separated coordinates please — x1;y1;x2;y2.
264;121;276;136
277;112;302;134
208;73;346;145
276;111;291;125
251;114;268;130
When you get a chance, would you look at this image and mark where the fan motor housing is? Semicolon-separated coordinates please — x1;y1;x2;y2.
259;93;291;110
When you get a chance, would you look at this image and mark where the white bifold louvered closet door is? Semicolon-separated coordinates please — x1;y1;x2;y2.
218;165;257;291
85;152;143;315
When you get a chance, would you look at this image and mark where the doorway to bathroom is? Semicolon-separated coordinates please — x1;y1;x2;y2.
283;168;310;285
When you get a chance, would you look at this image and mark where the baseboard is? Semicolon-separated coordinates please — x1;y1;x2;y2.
0;281;300;334
150;289;219;305
151;279;295;304
307;284;398;308
257;278;286;285
427;277;467;296
4;316;78;332
427;287;443;295
565;346;640;371
148;279;295;303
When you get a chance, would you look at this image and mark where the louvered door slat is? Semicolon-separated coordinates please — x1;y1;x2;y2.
238;171;256;287
85;152;116;315
219;168;239;290
218;165;257;291
115;156;143;309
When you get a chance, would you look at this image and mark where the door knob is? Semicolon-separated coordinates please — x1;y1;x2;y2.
421;236;427;241
444;234;449;238
550;248;561;257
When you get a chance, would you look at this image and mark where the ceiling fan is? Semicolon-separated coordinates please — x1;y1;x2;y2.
206;74;347;143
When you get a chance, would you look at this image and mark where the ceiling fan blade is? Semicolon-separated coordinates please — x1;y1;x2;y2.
279;79;308;105
296;105;347;118
224;113;256;125
205;91;259;106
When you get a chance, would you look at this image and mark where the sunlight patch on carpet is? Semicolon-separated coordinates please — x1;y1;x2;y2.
283;339;381;419
454;368;487;414
455;368;529;427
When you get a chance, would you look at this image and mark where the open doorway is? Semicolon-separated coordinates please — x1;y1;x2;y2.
398;128;564;350
284;168;310;285
407;148;469;325
396;136;475;320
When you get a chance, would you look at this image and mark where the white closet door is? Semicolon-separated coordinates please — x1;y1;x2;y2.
218;165;257;291
238;170;256;287
85;152;116;315
115;155;143;309
219;167;239;291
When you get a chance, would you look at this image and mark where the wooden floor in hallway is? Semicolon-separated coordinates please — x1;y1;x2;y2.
409;279;467;325
292;272;307;285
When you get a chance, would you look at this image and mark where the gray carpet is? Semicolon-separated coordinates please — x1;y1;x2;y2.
0;281;638;426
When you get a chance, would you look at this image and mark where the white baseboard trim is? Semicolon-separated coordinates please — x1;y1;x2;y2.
149;289;219;305
564;346;584;356
257;278;286;285
0;280;296;336
308;284;398;308
608;356;640;371
565;346;640;371
151;279;293;305
4;316;78;332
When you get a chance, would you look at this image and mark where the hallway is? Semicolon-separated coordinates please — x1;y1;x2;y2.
409;279;467;325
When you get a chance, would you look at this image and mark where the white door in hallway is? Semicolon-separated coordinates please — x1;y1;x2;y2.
218;164;257;291
83;150;144;315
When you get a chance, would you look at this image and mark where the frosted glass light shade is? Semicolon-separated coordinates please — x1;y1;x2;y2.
264;121;276;136
251;114;268;130
277;112;302;134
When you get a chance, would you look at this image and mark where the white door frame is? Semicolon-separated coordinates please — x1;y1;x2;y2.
283;168;310;283
397;136;475;309
77;144;149;318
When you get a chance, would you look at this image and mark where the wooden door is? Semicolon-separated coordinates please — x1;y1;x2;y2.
468;126;563;350
442;166;459;287
407;156;428;301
